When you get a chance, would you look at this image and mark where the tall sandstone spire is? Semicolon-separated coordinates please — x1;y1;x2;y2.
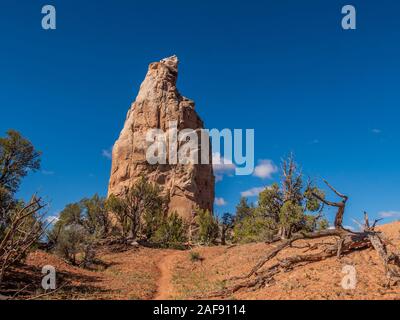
108;56;215;220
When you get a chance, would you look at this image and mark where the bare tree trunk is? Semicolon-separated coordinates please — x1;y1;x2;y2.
221;226;227;245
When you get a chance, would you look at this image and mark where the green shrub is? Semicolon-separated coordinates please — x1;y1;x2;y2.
233;155;329;243
151;212;187;248
55;223;91;265
233;211;276;243
220;213;235;245
106;177;165;240
196;209;219;245
189;251;202;262
49;194;110;265
81;194;110;238
143;207;164;240
105;194;131;239
0;130;44;283
278;201;304;239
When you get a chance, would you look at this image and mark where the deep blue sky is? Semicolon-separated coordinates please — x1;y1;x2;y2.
1;0;399;228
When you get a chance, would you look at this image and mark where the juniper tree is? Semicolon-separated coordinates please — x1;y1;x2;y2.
215;182;400;296
81;194;110;238
0;130;41;194
49;195;111;266
55;223;90;265
151;212;187;248
235;197;253;222
106;177;165;241
0;130;41;229
195;209;219;245
220;213;234;245
0;131;45;283
234;155;328;243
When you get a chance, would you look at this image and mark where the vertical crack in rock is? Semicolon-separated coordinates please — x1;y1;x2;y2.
108;56;215;219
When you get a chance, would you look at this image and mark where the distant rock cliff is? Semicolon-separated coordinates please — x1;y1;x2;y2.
108;56;215;220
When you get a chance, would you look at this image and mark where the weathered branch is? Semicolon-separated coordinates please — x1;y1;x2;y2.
208;182;400;298
0;196;46;283
312;180;348;228
323;179;348;201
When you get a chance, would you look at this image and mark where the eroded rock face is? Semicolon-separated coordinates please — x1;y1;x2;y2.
108;56;215;220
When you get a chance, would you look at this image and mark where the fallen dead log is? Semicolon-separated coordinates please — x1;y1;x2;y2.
206;181;400;298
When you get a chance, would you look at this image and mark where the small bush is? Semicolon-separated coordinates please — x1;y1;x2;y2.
195;209;219;245
189;251;203;262
233;212;276;243
55;223;91;265
0;197;45;282
232;155;330;243
220;213;235;245
82;244;97;269
49;194;111;265
106;177;165;240
151;212;187;248
0;130;43;283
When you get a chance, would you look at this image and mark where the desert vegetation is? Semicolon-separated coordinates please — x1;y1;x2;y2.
0;130;47;287
233;155;329;243
47;194;110;267
1;130;400;300
46;176;220;263
47;155;332;260
206;180;400;298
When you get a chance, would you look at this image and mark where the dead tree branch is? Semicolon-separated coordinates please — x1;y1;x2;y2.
0;196;46;283
207;180;400;298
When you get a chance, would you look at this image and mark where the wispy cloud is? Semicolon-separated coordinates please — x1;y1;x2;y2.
372;129;382;134
215;197;227;206
212;152;236;182
253;160;277;179
328;224;356;231
241;186;266;198
379;211;400;218
102;148;112;160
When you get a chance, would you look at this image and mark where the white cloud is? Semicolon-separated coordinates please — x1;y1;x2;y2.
102;148;112;160
372;129;382;134
241;186;266;198
330;225;355;231
212;152;236;182
215;197;227;206
45;215;59;225
379;211;400;218
253;160;277;179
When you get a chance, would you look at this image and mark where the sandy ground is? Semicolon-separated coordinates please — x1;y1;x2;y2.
154;250;182;300
169;222;400;300
3;246;164;300
3;222;400;300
